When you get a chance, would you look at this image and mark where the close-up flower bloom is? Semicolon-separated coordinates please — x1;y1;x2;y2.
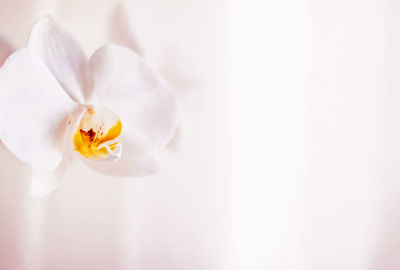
0;16;177;196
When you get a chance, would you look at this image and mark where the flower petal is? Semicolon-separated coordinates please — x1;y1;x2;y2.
88;45;178;156
83;151;158;177
28;16;90;103
31;107;86;196
75;131;156;177
31;156;70;196
0;33;14;66
110;3;143;55
0;48;76;170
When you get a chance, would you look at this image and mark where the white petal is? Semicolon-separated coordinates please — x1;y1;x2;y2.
110;3;143;55
28;16;90;103
82;147;158;177
31;108;85;196
88;45;178;156
0;48;76;171
31;156;70;196
84;155;157;177
0;33;14;66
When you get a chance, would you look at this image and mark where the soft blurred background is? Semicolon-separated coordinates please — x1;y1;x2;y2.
229;0;400;270
1;0;400;270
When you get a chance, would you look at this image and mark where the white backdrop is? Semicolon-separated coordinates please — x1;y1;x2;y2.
0;0;400;269
0;0;229;269
229;0;400;270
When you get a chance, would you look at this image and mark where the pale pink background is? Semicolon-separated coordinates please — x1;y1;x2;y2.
3;0;400;270
229;0;400;269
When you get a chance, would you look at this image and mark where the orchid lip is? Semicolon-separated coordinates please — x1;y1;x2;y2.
73;105;123;161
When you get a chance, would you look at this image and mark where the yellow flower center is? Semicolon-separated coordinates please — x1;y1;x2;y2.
73;106;122;160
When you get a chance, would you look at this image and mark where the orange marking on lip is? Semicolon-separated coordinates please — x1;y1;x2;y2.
74;119;122;160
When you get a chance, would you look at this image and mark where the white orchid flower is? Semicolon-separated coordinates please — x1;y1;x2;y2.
110;4;202;149
0;17;177;196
